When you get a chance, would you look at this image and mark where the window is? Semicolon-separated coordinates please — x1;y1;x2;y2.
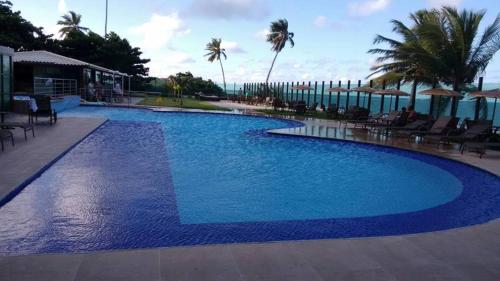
0;53;12;110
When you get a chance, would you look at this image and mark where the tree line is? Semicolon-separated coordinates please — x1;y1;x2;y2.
0;1;150;89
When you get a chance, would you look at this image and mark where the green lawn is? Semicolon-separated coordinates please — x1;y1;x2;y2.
255;109;330;119
138;96;230;111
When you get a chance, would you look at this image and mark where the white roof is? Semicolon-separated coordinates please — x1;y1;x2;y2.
14;50;128;76
0;46;14;55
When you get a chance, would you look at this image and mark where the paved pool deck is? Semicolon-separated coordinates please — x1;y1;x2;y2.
0;108;499;281
0;116;106;204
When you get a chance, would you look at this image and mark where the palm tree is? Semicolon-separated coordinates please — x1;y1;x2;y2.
369;7;500;114
265;19;295;86
57;11;89;37
205;38;227;94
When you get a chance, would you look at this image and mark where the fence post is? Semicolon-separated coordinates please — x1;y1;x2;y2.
474;77;483;120
301;81;305;101
380;80;386;113
306;81;311;106
286;82;289;102
296;81;300;101
320;81;325;109
394;80;401;110
356;80;361;106
328;81;333;106
336;81;341;108
346;80;351;109
313;81;318;105
367;80;373;112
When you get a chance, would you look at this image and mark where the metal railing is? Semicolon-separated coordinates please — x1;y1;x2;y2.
79;87;132;105
33;77;77;97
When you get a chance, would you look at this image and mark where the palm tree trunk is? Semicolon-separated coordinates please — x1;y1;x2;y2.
410;80;418;107
265;51;280;97
219;59;226;95
451;80;460;117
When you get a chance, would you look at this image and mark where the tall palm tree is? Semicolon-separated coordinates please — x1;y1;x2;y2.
369;7;500;114
57;11;89;37
205;38;227;94
265;19;294;85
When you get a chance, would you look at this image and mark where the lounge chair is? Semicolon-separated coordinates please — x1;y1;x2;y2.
0;129;14;151
31;95;57;125
390;120;429;137
367;111;400;133
341;107;370;128
294;101;307;114
0;122;35;141
326;104;338;119
436;122;493;149
272;98;286;111
409;116;458;143
306;102;318;115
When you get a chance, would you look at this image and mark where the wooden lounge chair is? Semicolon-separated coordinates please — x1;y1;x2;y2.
294;101;307;114
437;122;493;149
272;98;286;111
0;129;14;151
341;107;370;128
390;120;429;137
0;122;35;141
410;116;458;143
31;95;57;125
306;102;318;115
326;104;338;119
368;111;400;133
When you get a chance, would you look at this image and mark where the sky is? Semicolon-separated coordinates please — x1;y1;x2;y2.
10;0;500;84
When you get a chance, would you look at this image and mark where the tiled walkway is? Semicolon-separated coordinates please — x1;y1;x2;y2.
0;108;499;281
0;115;106;203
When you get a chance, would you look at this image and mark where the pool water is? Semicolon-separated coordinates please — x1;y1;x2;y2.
0;107;499;255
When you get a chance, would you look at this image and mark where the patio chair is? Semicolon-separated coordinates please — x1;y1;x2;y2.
390;120;429;137
368;111;401;132
31;95;57;125
436;122;493;149
326;104;338;119
341;107;370;128
0;129;14;151
306;102;318;115
272;98;286;111
0;122;35;141
410;116;458;143
294;101;307;114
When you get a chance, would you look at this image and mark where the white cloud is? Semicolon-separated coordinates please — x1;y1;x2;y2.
426;0;463;8
221;40;245;53
348;0;390;17
254;29;270;40
187;0;270;21
148;51;196;77
130;12;190;51
314;16;328;28
57;0;67;13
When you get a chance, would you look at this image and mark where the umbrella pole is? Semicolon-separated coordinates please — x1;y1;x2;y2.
437;96;441;117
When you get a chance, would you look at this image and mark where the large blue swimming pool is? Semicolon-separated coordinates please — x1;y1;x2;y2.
0;106;499;255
